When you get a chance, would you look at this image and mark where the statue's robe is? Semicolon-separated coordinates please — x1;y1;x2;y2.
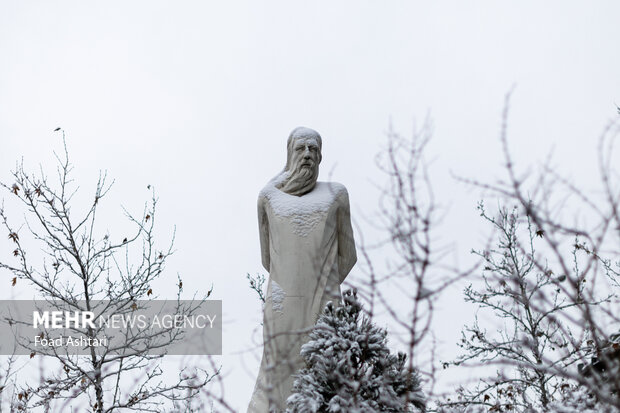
248;181;357;413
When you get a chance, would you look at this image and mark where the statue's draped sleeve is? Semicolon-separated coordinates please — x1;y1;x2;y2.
337;189;357;282
257;195;270;272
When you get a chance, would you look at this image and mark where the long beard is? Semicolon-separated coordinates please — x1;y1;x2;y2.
276;162;319;196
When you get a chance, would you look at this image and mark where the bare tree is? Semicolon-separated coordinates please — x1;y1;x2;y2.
0;133;216;412
246;273;266;304
442;204;597;412
443;93;620;412
362;96;620;412
353;119;475;407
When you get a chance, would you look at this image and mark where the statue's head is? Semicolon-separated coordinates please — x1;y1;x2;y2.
276;127;322;196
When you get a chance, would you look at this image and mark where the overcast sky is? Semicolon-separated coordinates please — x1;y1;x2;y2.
1;1;619;409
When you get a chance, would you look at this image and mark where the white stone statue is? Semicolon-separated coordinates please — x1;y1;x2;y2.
248;127;357;412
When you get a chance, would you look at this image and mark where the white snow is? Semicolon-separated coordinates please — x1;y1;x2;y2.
270;280;285;314
260;179;346;237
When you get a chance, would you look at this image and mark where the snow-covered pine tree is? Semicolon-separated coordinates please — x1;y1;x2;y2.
286;289;425;412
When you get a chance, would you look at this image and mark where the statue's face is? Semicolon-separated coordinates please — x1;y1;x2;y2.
290;137;321;172
276;131;322;196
